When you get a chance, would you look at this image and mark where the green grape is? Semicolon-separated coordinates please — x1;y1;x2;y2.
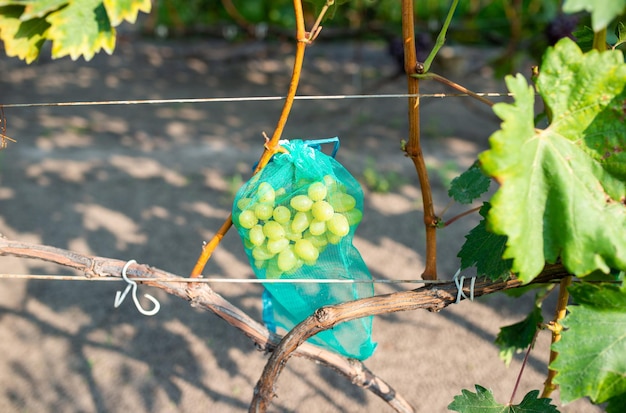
238;210;258;229
311;200;334;221
236;197;253;210
272;205;291;224
307;182;327;201
294;238;319;261
322;174;336;187
267;237;290;254
304;231;328;249
291;211;312;233
243;238;255;250
252;245;275;261
342;208;363;226
283;224;303;241
254;259;267;269
249;224;266;246
275;187;287;198
257;182;275;204
328;192;356;213
326;232;342;245
290;194;313;212
254;203;273;220
265;259;283;279
327;213;350;236
277;246;298;272
263;221;286;239
309;219;326;236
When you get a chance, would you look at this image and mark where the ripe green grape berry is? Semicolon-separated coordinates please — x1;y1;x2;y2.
237;197;253;211
249;224;266;246
238;210;258;229
308;219;326;236
277;247;298;272
342;209;363;226
254;203;273;220
263;221;286;240
307;182;327;201
252;245;275;261
267;237;290;254
257;182;275;204
327;213;350;237
290;194;313;212
311;200;334;221
291;211;311;233
272;205;291;224
294;238;319;262
328;192;356;213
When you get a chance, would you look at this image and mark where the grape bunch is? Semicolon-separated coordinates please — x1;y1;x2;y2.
234;175;362;279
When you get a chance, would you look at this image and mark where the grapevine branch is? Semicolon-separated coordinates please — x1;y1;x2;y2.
250;264;572;411
189;0;309;278
401;0;437;280
0;236;414;413
541;275;572;398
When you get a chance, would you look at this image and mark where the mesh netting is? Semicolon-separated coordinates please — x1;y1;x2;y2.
232;139;376;360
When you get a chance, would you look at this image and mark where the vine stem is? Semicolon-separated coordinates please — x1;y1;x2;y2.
189;0;308;278
443;205;481;227
402;0;437;280
414;72;495;107
421;0;459;72
541;275;572;398
509;328;540;405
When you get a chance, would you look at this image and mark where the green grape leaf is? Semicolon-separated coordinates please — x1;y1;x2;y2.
606;393;626;413
448;162;491;204
0;5;50;63
21;0;68;19
563;0;626;32
102;0;151;26
495;305;542;367
458;203;512;281
572;26;594;52
45;0;115;60
479;38;626;283
448;385;559;413
616;22;626;49
0;0;151;62
552;282;626;403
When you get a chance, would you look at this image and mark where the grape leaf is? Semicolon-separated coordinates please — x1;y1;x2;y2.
606;393;626;413
479;38;626;283
0;0;151;62
572;26;594;52
495;305;542;367
448;385;559;413
448;162;491;204
551;282;626;403
103;0;150;26
457;203;512;281
0;5;50;63
563;0;626;32
46;0;115;60
21;0;68;19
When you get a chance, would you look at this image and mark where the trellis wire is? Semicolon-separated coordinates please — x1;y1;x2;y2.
0;90;515;286
0;273;448;284
0;92;514;109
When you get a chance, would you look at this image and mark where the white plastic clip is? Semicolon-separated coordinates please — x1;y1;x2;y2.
453;268;476;304
114;260;160;316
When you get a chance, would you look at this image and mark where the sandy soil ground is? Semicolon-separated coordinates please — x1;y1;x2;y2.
0;35;601;412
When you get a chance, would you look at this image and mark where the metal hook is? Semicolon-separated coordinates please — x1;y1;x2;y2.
114;260;160;316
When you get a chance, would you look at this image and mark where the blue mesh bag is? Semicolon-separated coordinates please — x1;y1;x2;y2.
232;139;376;360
